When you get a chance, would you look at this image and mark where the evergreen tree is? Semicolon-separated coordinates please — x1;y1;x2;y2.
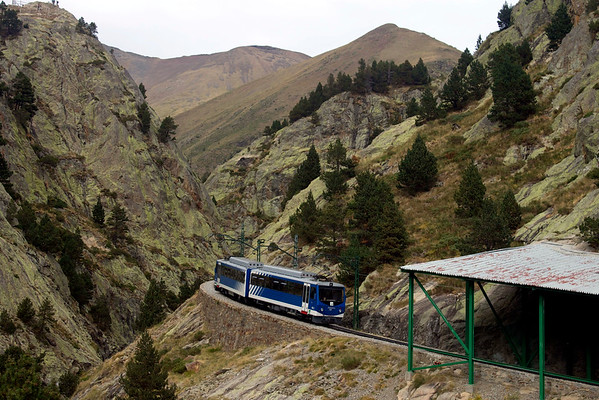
411;58;430;85
157;116;178;143
92;197;105;226
372;202;409;264
139;82;147;99
0;309;16;335
405;97;420;118
349;172;394;245
440;67;468;111
458;199;512;254
90;296;112;331
456;48;474;77
322;170;348;200
516;40;533;66
579;216;599;248
58;371;80;398
454;162;486;218
546;3;573;50
317;199;346;256
465;60;489;100
289;191;321;244
33;298;55;337
138;102;151;134
0;347;62;400
136;279;169;330
9;71;37;126
336;236;373;287
282;144;321;207
107;203;129;242
475;35;483;52
416;87;442;125
0;6;23;38
500;190;522;230
397;134;438;194
488;43;536;127
16;298;35;325
497;2;513;31
0;152;16;199
353;58;372;94
120;331;177;400
326;139;347;173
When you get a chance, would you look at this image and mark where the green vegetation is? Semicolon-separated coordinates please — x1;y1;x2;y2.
0;151;16;199
0;1;23;38
139;82;147;99
107;203;129;243
9;71;37;127
75;17;98;38
58;371;80;398
136;279;179;331
454;163;486;218
120;331;177;400
397;134;438;194
0;309;16;334
497;2;513;31
90;295;112;331
138;102;151;134
546;3;573;50
282;144;321;207
92;197;105;226
416;87;444;125
263;118;288;135
488;43;536;128
322;139;355;199
0;346;62;399
157;116;178;143
465;60;489;101
16;297;35;325
289;191;320;244
579;216;599;248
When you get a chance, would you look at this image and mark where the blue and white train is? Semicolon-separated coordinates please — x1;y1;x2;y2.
214;257;346;324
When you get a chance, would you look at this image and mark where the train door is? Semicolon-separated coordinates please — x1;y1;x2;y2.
301;283;310;315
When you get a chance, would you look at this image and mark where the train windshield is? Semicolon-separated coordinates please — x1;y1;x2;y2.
319;286;344;306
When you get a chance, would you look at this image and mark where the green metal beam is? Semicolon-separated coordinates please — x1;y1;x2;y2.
415;275;469;354
408;272;414;372
413;360;468;371
539;292;546;400
477;282;524;366
467;280;475;385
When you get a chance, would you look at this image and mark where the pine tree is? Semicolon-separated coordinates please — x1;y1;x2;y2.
0;7;23;38
406;97;420;118
349;172;394;245
282;144;320;207
488;43;536;127
497;2;513;31
138;102;151;134
440;67;468;111
372;202;409;264
500;190;522;230
546;3;573;50
416;87;442;125
579;216;599;248
397;134;438;194
454;162;486;218
0;152;15;199
9;71;37;126
16;298;35;325
317;199;346;256
139;82;147;99
136;279;169;330
289;191;321;244
120;331;177;400
92;197;105;226
465;60;489;100
0;309;16;334
475;35;483;52
107;203;129;242
411;58;430;85
0;347;62;400
516;41;533;66
33;298;55;336
157;116;178;143
456;48;473;77
458;199;512;254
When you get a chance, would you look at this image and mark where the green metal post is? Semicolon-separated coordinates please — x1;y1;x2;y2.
408;272;414;373
353;258;359;330
539;292;545;400
466;280;475;386
256;239;265;262
293;234;299;268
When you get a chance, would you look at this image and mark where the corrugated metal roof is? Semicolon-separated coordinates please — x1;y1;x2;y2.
400;242;599;295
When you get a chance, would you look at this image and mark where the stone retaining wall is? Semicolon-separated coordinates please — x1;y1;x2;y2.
199;282;323;350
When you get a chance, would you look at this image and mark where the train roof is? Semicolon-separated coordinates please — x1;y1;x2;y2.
218;257;343;287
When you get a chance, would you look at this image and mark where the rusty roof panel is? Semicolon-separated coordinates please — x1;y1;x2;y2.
400;242;599;295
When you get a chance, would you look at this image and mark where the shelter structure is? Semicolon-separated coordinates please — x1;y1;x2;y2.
401;241;599;399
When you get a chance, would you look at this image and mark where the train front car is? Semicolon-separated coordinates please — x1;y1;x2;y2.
310;282;345;324
214;257;263;299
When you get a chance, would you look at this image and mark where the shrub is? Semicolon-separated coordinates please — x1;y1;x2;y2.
16;298;35;325
0;309;17;334
579;216;599;248
58;371;79;397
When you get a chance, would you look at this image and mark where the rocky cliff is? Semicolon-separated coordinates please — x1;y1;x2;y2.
0;2;219;378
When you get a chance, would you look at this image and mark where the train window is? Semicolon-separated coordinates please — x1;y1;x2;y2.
310;286;316;300
220;265;245;282
251;274;303;296
319;286;344;306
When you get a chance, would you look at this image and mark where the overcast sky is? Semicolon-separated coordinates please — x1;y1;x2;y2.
57;0;510;59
